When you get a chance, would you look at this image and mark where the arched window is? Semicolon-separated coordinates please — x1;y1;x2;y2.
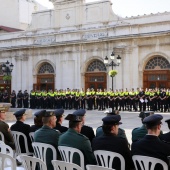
87;60;106;72
38;63;54;74
145;56;170;70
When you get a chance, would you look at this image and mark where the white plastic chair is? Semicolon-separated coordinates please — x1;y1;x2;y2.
94;150;125;170
32;142;57;165
11;131;33;157
0;141;14;157
132;155;168;170
58;146;85;170
29;132;34;142
0;131;5;142
86;165;114;170
52;160;83;170
20;154;47;170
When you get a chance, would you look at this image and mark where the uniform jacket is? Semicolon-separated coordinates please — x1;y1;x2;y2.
10;121;33;153
160;131;170;143
92;134;134;170
96;126;128;141
53;123;68;133
0;120;15;149
30;125;42;132
58;128;96;167
131;124;147;142
81;125;95;143
34;125;60;170
131;135;170;169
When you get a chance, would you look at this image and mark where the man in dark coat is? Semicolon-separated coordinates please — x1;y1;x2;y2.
0;110;15;149
72;109;95;143
34;111;60;170
132;111;154;142
58;113;96;167
30;110;46;132
53;108;68;133
10;109;33;153
131;114;170;169
96;109;128;141
92;115;134;170
160;118;170;143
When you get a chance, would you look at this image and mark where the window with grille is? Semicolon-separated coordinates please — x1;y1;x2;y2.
38;63;54;74
145;56;170;70
0;65;3;75
87;60;106;72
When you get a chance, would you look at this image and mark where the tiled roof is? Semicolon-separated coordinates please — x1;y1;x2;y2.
0;26;23;32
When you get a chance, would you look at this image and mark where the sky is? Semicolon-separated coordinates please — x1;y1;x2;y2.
35;0;170;17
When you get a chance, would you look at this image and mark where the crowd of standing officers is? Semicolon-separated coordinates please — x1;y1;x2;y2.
1;87;170;112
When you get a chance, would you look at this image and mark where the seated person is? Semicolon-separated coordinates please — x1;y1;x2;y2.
160;118;170;143
30;110;46;132
96;109;128;141
10;109;33;153
53;108;68;133
92;115;134;170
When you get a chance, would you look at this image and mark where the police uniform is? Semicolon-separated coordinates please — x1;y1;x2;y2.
34;111;60;170
58;114;96;166
96;109;128;141
160;118;170;143
10;109;33;153
131;114;170;168
0;111;15;149
53;109;68;133
73;109;95;143
30;110;46;132
92;115;133;170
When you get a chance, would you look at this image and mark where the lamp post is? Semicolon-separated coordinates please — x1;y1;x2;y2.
2;60;14;90
104;51;121;90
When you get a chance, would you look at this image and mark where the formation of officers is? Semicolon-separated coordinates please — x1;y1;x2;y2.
1;87;170;112
1;107;170;170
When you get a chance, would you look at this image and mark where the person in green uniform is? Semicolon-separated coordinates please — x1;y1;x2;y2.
58;113;96;167
132;111;154;142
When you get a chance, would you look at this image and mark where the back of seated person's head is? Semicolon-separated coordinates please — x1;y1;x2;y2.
34;116;43;126
165;119;170;130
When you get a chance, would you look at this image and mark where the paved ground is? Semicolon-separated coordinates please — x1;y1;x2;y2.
7;109;170;145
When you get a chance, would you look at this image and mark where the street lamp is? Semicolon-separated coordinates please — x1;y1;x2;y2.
2;60;14;86
104;51;121;90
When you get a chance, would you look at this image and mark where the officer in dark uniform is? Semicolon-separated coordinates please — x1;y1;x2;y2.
34;111;60;170
17;90;23;108
73;109;95;143
10;90;16;108
131;114;170;169
3;90;9;103
29;90;36;109
30;110;46;132
160;118;170;143
92;115;134;170
23;90;29;108
10;109;33;153
96;109;128;141
53;108;68;133
58;113;96;166
132;111;154;142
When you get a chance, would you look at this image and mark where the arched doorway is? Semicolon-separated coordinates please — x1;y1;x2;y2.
85;60;107;91
143;56;170;89
34;62;55;91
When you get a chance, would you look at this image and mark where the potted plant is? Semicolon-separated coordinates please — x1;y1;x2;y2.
3;75;12;81
109;70;118;77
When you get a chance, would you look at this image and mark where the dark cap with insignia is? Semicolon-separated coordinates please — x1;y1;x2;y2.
139;111;154;119
42;111;55;117
34;110;46;117
13;109;26;117
143;114;163;126
102;115;122;125
72;109;86;116
54;109;64;117
65;114;83;122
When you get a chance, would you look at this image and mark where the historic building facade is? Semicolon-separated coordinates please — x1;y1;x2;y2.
0;0;170;92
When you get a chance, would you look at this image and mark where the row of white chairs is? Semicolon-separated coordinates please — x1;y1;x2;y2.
0;131;169;170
